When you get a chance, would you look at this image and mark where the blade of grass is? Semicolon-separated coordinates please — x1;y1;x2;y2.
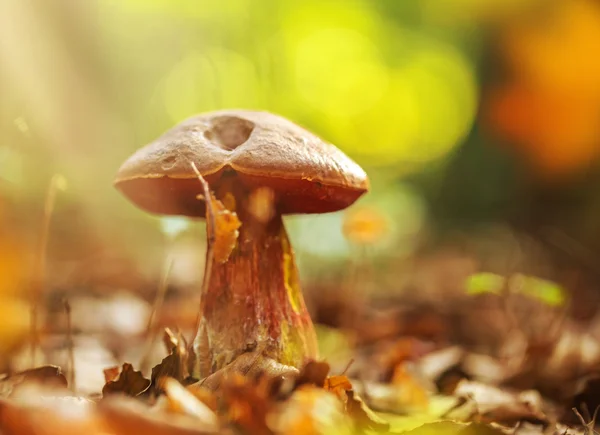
139;257;174;373
30;174;66;367
63;298;75;392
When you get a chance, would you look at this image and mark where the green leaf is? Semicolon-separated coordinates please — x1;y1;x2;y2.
465;273;567;307
465;273;505;296
513;274;567;307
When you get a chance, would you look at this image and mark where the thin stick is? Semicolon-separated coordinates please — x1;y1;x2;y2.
190;162;216;343
30;174;66;367
572;406;600;435
177;330;188;381
139;257;174;373
63;298;75;392
340;358;355;376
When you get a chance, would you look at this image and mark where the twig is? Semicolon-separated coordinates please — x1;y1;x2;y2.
30;174;66;367
176;329;188;381
340;358;355;376
190;162;216;344
573;405;600;435
63;298;75;392
139;257;173;373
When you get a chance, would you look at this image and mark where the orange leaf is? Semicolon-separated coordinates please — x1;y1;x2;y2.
324;375;353;400
101;363;150;398
190;163;241;264
342;206;388;245
391;364;429;411
210;194;241;264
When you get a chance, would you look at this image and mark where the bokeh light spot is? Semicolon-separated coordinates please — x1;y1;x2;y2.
294;28;388;117
321;38;478;169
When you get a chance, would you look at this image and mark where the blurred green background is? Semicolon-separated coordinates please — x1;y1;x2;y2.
2;0;600;314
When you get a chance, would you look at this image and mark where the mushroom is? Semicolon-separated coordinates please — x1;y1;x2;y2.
114;110;369;378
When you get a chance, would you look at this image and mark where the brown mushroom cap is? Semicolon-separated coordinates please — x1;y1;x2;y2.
114;110;369;217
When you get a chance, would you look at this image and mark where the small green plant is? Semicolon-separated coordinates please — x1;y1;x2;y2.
466;272;567;307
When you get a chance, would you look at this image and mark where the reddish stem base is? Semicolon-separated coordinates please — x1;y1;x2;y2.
193;208;318;378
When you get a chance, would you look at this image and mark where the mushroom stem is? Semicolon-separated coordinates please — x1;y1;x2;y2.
193;187;318;377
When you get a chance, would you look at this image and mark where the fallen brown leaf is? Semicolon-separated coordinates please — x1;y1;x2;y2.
102;362;150;397
185;383;218;413
452;380;548;426
324;375;353;400
161;377;219;431
352;379;431;415
0;386;103;435
103;366;120;384
151;330;191;392
402;421;506;435
391;363;430;411
221;373;273;435
268;385;354;435
99;395;222;435
345;389;390;432
0;366;67;398
294;361;330;389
